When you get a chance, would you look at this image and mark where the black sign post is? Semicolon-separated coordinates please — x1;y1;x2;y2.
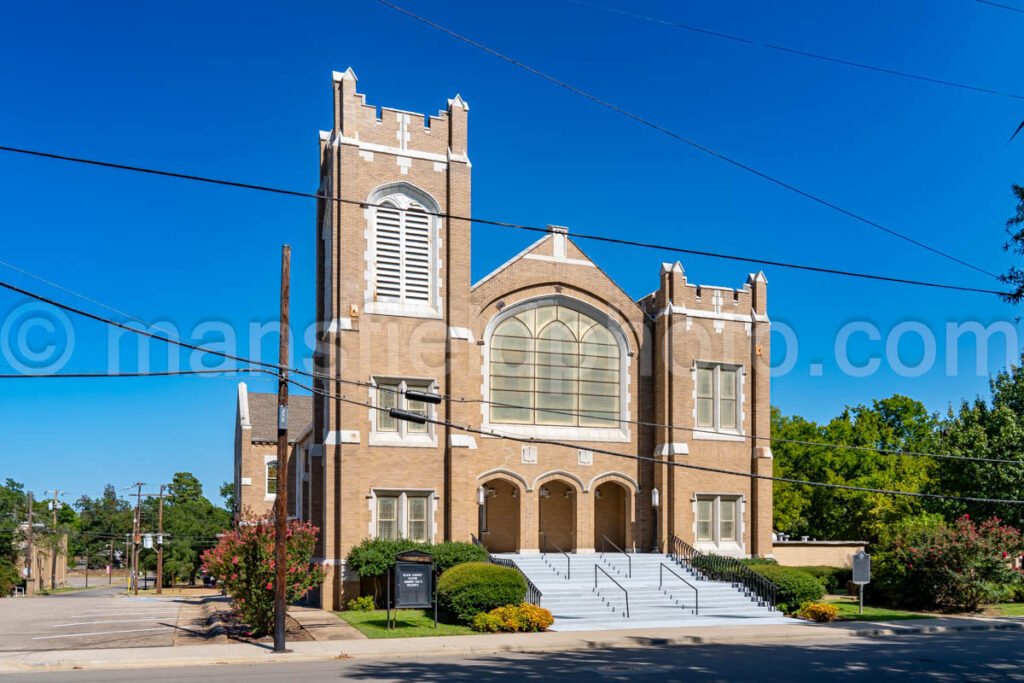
387;549;437;630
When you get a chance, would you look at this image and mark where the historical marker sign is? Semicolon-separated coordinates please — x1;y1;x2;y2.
852;551;871;585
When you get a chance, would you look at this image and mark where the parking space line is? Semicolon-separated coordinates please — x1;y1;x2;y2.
31;627;170;640
53;618;173;627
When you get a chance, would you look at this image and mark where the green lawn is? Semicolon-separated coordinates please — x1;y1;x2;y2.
987;603;1024;617
823;596;931;621
336;609;478;639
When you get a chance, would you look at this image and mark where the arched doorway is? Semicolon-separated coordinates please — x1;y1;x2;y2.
594;481;629;551
481;479;520;553
538;479;576;552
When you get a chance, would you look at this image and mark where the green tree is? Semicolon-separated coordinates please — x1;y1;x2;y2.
75;485;133;569
929;359;1024;529
219;481;236;516
773;395;939;542
998;184;1024;304
155;473;231;586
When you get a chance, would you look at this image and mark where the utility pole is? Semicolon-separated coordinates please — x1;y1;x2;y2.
25;492;33;593
129;482;144;595
273;244;291;653
156;484;165;595
49;489;60;591
108;542;113;585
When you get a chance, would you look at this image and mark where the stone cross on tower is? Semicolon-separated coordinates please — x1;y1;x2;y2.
711;290;724;314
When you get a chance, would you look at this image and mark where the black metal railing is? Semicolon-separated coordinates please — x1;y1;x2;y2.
594;564;630;618
669;535;778;610
659;562;699;615
489;554;543;605
544;538;571;581
600;534;632;578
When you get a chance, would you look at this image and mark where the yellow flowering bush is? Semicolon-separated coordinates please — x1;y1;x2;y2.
797;602;840;623
471;603;554;632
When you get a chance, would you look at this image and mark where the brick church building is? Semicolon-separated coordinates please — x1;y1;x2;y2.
235;69;773;610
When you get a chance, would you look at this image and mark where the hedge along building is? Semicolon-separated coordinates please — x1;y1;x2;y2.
305;69;773;610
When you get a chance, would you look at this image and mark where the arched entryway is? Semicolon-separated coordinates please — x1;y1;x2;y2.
594;481;629;551
538;479;576;552
481;478;520;553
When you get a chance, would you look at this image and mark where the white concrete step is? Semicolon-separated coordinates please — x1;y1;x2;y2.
492;552;786;632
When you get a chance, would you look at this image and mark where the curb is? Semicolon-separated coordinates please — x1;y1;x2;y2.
3;618;1021;673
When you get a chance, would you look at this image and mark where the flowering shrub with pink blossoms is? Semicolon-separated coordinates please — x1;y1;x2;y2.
875;514;1024;612
201;515;324;636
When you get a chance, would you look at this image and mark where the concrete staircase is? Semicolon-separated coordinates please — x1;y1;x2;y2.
493;552;791;632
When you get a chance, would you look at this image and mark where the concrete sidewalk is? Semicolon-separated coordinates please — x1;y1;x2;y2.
2;615;1022;674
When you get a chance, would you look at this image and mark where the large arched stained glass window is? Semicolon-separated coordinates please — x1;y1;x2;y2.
490;301;622;427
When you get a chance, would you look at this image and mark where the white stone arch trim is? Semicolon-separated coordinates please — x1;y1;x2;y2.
480;294;632;442
587;471;640;494
362;181;444;319
532;470;587;493
477;468;531;492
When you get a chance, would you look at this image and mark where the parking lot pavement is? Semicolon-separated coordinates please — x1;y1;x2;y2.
0;586;185;651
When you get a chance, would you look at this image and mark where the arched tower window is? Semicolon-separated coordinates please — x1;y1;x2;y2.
489;300;623;427
366;183;440;314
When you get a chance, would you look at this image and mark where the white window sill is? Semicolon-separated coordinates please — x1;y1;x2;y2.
364;301;442;320
368;432;439;448
264;494;277;501
692;430;745;442
480;423;630;443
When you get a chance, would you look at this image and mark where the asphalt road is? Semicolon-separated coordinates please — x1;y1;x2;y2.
0;585;184;651
3;630;1023;682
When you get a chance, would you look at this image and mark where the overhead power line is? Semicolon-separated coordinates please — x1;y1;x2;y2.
294;376;1024;506
0;369;262;379
0;145;1005;295
975;0;1024;13
1;276;1015;466
568;0;1024;101
375;0;999;281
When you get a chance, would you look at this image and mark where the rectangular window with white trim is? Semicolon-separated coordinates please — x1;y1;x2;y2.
371;378;436;446
695;363;740;433
374;491;433;543
695;495;741;549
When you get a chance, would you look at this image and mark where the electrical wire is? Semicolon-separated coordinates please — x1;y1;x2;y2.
375;0;999;281
0;145;1005;295
0;369;263;379
293;376;1024;505
975;0;1024;13
568;0;1024;101
1;278;1015;466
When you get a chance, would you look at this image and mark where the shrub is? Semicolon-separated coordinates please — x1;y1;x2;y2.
346;538;426;578
346;595;375;611
873;514;1024;611
437;562;526;623
749;565;825;613
201;515;324;637
0;560;20;597
740;557;779;567
471;603;554;632
794;566;853;594
430;542;489;573
345;539;488;577
797;602;839;623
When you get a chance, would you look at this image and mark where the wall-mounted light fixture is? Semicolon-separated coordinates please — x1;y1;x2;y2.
477;486;486;506
651;487;661;508
539;487;550;499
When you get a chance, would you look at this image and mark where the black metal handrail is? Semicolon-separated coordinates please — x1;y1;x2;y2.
600;534;632;578
544;538;571;581
489;554;543;605
669;535;778;610
594;564;629;618
659;562;699;615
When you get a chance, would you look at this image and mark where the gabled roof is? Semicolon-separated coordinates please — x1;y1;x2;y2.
246;391;313;444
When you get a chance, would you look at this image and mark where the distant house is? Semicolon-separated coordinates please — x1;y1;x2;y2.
233;383;313;522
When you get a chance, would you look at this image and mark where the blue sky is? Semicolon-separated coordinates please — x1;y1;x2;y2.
0;0;1020;503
